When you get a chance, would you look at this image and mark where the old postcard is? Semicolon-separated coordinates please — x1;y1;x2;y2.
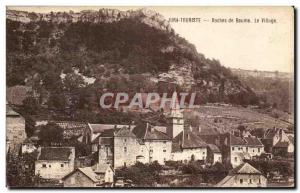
6;6;294;188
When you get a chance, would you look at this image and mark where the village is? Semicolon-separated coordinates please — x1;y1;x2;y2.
6;91;295;188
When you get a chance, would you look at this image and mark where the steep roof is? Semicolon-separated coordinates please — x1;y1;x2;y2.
216;163;263;187
62;167;99;182
173;128;207;149
89;124;133;134
274;141;289;148
79;167;99;182
132;123;170;140
244;137;264;146
144;127;170;140
264;129;278;138
38;147;73;161
230;134;246;146
114;126;136;138
207;144;221;153
230;162;262;175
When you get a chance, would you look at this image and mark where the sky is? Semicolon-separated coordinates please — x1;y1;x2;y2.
7;6;294;73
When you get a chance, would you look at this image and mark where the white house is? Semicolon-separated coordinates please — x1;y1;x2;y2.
35;147;75;179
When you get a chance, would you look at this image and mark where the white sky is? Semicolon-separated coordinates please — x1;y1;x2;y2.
7;6;294;73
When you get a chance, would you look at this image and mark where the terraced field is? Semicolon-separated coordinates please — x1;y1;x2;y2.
184;104;293;132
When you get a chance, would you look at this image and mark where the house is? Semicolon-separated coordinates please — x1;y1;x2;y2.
172;126;207;162
114;126;139;168
262;128;294;156
92;163;114;184
62;167;100;187
207;144;222;164
62;164;114;187
35;147;75;179
220;133;264;168
216;162;267;187
6;103;26;155
132;123;172;165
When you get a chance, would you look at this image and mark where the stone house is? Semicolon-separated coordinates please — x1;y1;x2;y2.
6;104;26;155
172;126;207;162
216;162;267;187
132;123;172;165
114;126;139;168
62;164;113;187
62;167;99;187
35;147;75;179
220;133;264;168
262;128;294;156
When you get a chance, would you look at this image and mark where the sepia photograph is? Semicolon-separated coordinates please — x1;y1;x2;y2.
5;6;295;188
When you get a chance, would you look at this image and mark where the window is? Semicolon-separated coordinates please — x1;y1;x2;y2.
232;147;234;151
42;164;46;168
150;149;153;153
246;147;248;152
163;149;166;152
163;141;167;144
253;149;255;153
203;152;205;155
124;139;127;143
234;157;238;162
259;178;261;184
61;164;64;167
258;148;260;153
249;179;252;184
49;164;51;168
124;147;127;153
240;179;243;184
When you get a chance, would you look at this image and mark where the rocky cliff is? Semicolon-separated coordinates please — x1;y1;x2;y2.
7;8;259;114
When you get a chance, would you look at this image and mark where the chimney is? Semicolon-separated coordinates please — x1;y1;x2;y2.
198;126;201;133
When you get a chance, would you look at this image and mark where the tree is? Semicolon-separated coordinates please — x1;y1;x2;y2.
38;122;64;145
7;152;41;187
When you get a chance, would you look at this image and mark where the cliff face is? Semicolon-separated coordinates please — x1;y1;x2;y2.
7;8;173;33
6;8;259;108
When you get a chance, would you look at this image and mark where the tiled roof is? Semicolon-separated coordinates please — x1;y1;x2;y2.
79;167;99;182
144;127;170;140
264;129;278;138
62;167;99;182
56;121;88;130
38;147;73;161
89;124;133;134
244;137;264;146
274;141;289;148
230;134;246;146
114;126;136;138
207;144;221;153
217;163;263;187
230;163;262;175
132;123;170;140
173;128;207;149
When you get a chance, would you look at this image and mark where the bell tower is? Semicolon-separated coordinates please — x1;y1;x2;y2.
167;92;184;139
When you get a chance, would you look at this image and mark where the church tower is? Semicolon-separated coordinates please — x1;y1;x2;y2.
167;92;184;139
